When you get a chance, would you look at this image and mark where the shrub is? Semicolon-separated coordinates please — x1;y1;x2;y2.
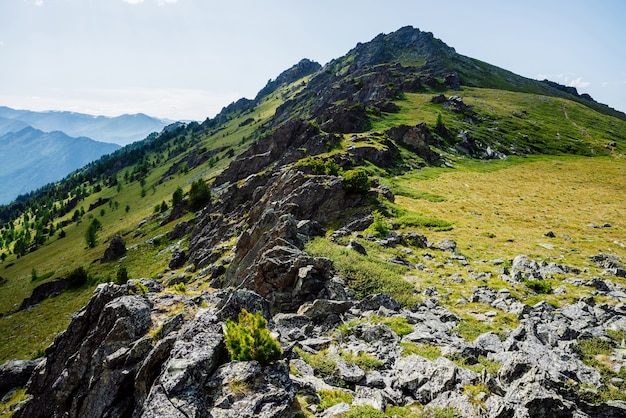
342;169;371;194
189;179;211;211
296;156;340;176
116;266;129;284
172;186;184;206
67;266;88;288
523;278;552;294
368;210;390;237
224;309;282;365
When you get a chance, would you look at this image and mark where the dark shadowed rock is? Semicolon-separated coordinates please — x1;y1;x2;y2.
297;299;353;322
0;359;42;397
18;278;71;311
14;283;152;418
347;239;367;255
357;293;402;312
386;123;440;163
167;221;190;240
215;289;271;322
168;249;186;269
101;234;126;263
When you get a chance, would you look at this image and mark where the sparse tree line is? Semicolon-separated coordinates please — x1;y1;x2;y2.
0;104;249;262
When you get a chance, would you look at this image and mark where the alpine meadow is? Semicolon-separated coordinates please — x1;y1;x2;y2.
1;27;625;418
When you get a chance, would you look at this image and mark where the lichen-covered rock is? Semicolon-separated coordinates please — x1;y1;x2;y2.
14;283;152;418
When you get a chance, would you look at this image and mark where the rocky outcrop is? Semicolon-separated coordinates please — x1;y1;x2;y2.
18;278;71;311
0;359;42;397
14;283;153;418
386;123;440;163
101;234;127;263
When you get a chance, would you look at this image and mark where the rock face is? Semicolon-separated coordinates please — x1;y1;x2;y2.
18;278;71;311
0;359;42;397
101;234;127;263
12;284;297;418
15;283;153;418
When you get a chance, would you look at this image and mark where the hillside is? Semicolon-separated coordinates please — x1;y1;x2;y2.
0;127;120;204
1;26;625;418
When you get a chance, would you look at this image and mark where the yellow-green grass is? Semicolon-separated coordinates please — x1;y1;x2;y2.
390;156;626;273
372;88;626;156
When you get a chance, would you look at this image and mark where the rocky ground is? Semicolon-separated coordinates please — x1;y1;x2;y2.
2;115;626;417
2;224;625;417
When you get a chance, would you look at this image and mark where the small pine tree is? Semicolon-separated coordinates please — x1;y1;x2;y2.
116;266;129;284
224;309;282;365
85;218;102;248
172;186;184;206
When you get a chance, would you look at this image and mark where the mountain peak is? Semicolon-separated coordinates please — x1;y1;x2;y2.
255;58;321;101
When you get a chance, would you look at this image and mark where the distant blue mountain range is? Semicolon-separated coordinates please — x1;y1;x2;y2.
0;106;171;205
0;106;170;146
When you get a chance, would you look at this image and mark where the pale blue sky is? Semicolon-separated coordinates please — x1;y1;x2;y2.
1;0;624;121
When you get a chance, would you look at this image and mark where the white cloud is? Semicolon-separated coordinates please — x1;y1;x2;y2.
568;77;591;89
158;0;177;4
122;0;144;4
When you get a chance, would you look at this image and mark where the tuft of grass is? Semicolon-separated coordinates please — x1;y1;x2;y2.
400;342;441;360
523;278;553;294
463;383;491;407
305;238;419;306
340;351;383;371
295;347;337;377
171;282;186;294
317;389;353;412
342;405;386;418
227;379;251;399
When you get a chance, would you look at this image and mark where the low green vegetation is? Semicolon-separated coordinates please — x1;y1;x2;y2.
294;347;337;376
340;350;383;371
223;309;282;365
400;342;442;360
317;389;353;412
305;238;419;306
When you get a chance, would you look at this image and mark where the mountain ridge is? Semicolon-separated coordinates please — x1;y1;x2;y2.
0;26;625;418
0;126;120;204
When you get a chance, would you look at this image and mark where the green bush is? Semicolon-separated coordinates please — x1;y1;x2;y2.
116;266;129;284
224;309;282;365
189;179;211;211
67;266;89;288
342;169;371;194
523;278;552;294
296;156;340;176
368;210;390;237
